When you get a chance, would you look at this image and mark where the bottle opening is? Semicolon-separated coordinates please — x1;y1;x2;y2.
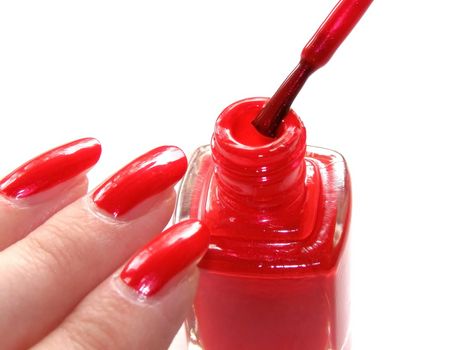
228;102;280;147
215;97;302;151
211;97;308;232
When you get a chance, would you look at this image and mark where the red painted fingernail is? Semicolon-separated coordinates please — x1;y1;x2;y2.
0;138;101;199
120;220;209;297
92;145;187;218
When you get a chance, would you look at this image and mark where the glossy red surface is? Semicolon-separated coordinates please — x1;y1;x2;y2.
120;220;209;297
253;0;373;137
301;0;373;70
180;98;352;349
209;98;318;243
0;138;101;199
92;145;187;218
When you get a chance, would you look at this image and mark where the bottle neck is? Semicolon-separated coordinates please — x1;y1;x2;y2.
211;98;307;216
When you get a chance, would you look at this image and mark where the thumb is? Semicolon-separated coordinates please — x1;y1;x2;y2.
33;220;209;350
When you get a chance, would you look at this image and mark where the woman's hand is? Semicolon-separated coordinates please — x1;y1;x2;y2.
0;138;209;350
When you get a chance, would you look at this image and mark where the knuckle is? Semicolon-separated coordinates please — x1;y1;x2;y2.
22;214;88;278
26;229;70;275
62;299;125;350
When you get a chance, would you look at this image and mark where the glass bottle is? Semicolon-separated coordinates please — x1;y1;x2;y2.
175;97;351;350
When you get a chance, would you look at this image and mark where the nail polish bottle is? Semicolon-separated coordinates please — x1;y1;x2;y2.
174;97;351;350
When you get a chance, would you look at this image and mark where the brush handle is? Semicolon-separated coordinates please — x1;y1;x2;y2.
252;0;373;137
301;0;373;70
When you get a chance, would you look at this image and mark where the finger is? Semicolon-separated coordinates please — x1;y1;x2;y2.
0;146;187;350
33;220;209;350
0;138;101;250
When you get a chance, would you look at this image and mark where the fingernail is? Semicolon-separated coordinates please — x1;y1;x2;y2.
92;145;187;218
0;138;101;199
120;220;209;297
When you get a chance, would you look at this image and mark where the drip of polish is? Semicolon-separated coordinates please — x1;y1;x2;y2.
252;0;373;137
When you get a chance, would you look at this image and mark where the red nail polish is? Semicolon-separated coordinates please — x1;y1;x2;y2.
92;146;187;218
175;98;351;349
0;138;101;199
120;220;209;297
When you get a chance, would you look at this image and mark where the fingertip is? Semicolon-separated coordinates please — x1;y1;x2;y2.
91;145;187;219
119;220;209;298
0;137;103;199
79;137;102;166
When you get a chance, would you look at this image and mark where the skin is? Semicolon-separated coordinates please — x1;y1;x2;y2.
0;148;196;350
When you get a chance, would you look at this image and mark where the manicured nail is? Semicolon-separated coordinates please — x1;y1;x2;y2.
120;220;209;297
92;145;187;218
0;138;101;199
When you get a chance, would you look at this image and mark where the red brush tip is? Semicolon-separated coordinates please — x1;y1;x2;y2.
252;0;373;137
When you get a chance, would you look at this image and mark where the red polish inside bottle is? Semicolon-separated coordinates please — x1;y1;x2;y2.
175;98;351;349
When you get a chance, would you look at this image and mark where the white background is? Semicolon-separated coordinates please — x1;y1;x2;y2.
1;1;466;349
